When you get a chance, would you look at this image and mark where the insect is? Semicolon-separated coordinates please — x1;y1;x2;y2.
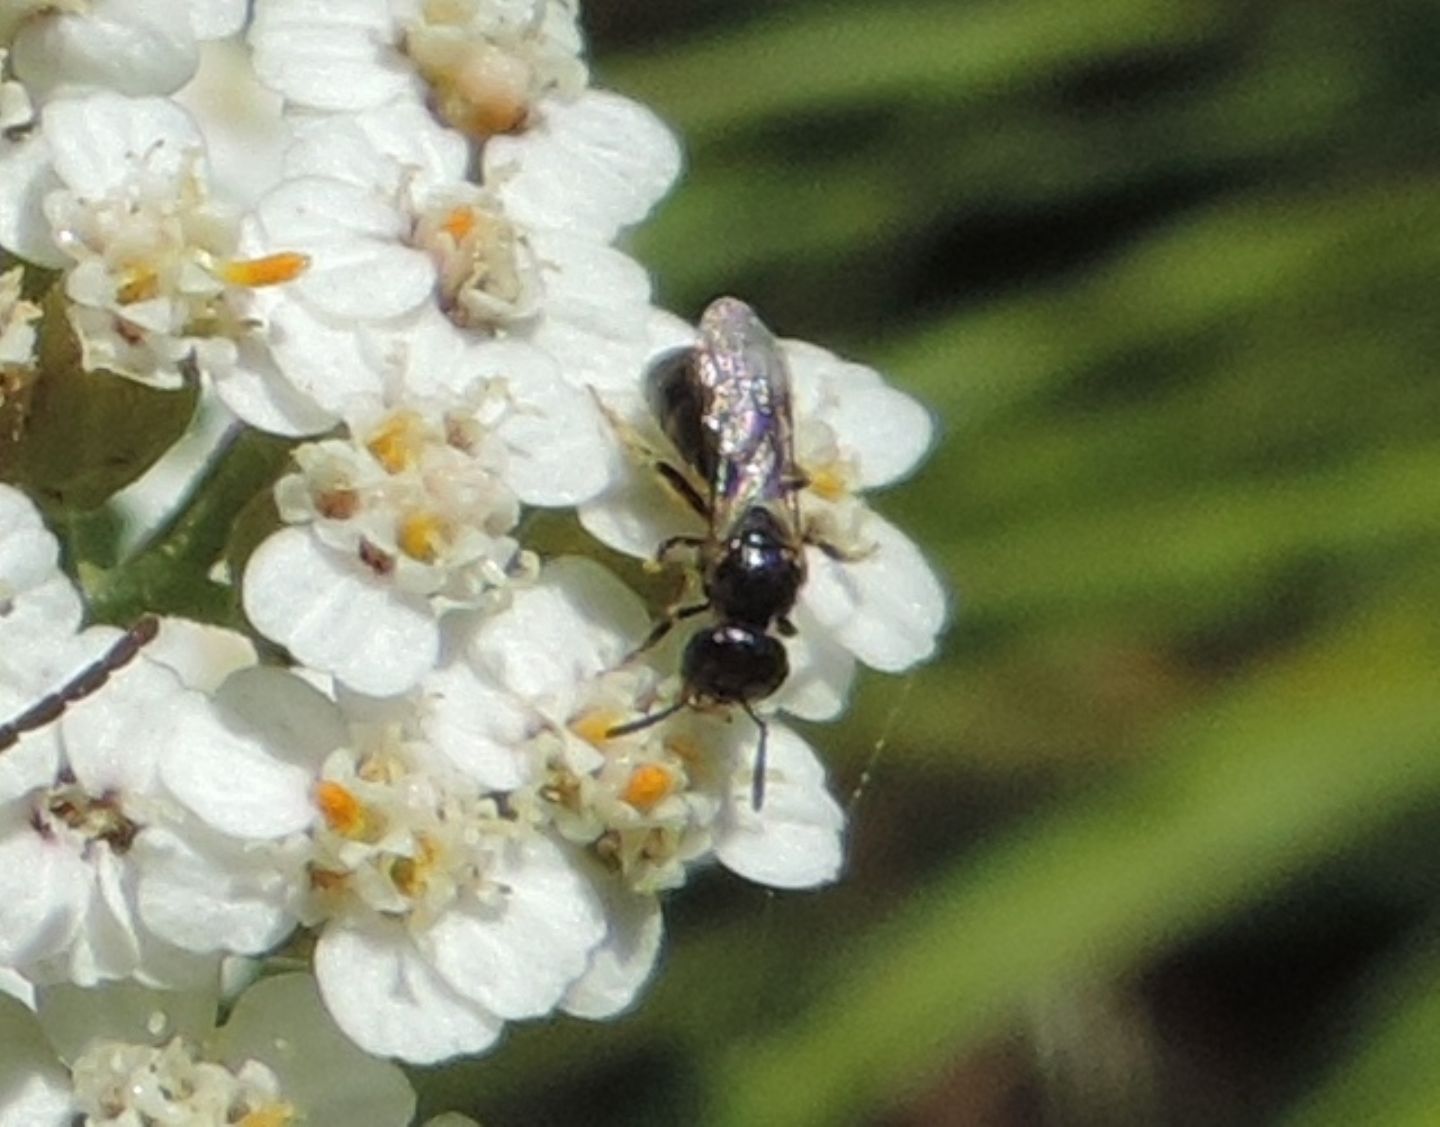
606;297;816;809
0;616;159;752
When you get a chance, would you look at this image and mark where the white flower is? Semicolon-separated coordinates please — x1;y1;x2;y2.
0;0;246;109
163;663;609;1063
249;0;586;139
0;975;416;1126
0;92;309;392
0;265;40;367
581;306;948;721
240;319;617;694
417;558;845;1018
227;97;669;430
0;46;33;131
0;487;304;986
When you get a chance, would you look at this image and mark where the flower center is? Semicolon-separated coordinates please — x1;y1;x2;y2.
33;776;139;855
534;672;722;893
279;394;535;607
410;193;540;330
305;738;514;929
44;150;307;383
69;1036;294;1126
402;0;587;140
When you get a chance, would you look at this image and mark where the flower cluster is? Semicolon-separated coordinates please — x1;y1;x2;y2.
0;0;945;1119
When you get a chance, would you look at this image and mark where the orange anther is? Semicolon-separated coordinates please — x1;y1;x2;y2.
441;206;476;241
623;763;673;811
315;781;365;837
219;252;310;288
570;710;622;747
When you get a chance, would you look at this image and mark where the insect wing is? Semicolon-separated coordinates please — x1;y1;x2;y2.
693;298;800;536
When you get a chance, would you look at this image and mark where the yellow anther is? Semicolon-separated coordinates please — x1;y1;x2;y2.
623;763;674;811
391;836;439;898
440;206;476;241
398;512;448;562
366;411;424;473
314;781;367;838
807;463;850;503
570;710;623;747
238;1102;298;1127
219;252;311;288
116;267;160;305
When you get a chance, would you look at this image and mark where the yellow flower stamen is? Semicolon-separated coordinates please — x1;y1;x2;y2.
315;781;367;838
218;252;311;288
238;1103;297;1127
570;710;623;748
623;764;674;811
398;512;448;562
366;412;424;473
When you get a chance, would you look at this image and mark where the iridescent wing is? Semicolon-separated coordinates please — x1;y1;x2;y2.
691;297;802;539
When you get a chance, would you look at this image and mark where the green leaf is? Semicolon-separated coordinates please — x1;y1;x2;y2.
711;587;1440;1126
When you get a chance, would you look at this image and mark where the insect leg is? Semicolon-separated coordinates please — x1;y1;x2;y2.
587;387;709;518
741;701;770;810
0;616;160;753
627;601;709;661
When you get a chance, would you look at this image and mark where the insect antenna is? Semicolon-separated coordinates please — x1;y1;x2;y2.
605;698;690;741
0;616;160;753
741;701;769;811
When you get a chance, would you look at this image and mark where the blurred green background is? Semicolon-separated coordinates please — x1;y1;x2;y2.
426;2;1440;1123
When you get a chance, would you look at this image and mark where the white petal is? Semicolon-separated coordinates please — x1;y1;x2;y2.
488;90;682;242
0;996;72;1127
524;231;653;393
211;332;340;437
0;133;64;268
786;339;935;489
801;512;948;673
213;666;348;772
43;93;201;199
12;0;197;101
577;451;698;563
249;177;433;320
562;885;662;1020
466;559;647;712
0;817;88;966
249;0;413;113
243;528;440;696
715;725;845;890
774;617;857;722
0;485;82;638
186;0;246;39
287;98;467;196
259;300;394;417
315;921;503;1064
60;650;185;795
418;662;532;791
218;974;416;1127
159;694;315;839
134;825;298;954
496;357;619;506
424;836;604;1020
142;618;256;693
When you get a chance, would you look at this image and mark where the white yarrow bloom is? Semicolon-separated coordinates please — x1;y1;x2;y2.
0;486;303;987
0;265;40;366
0;0;246;109
582;311;948;720
0;92;308;391
249;0;585;138
0;975;416;1126
241;314;617;694
417;558;845;1018
226;97;672;430
159;662;609;1063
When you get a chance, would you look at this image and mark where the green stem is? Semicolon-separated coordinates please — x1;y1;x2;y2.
84;426;294;625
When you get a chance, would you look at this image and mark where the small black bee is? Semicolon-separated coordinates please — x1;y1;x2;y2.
0;616;159;752
607;298;814;809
